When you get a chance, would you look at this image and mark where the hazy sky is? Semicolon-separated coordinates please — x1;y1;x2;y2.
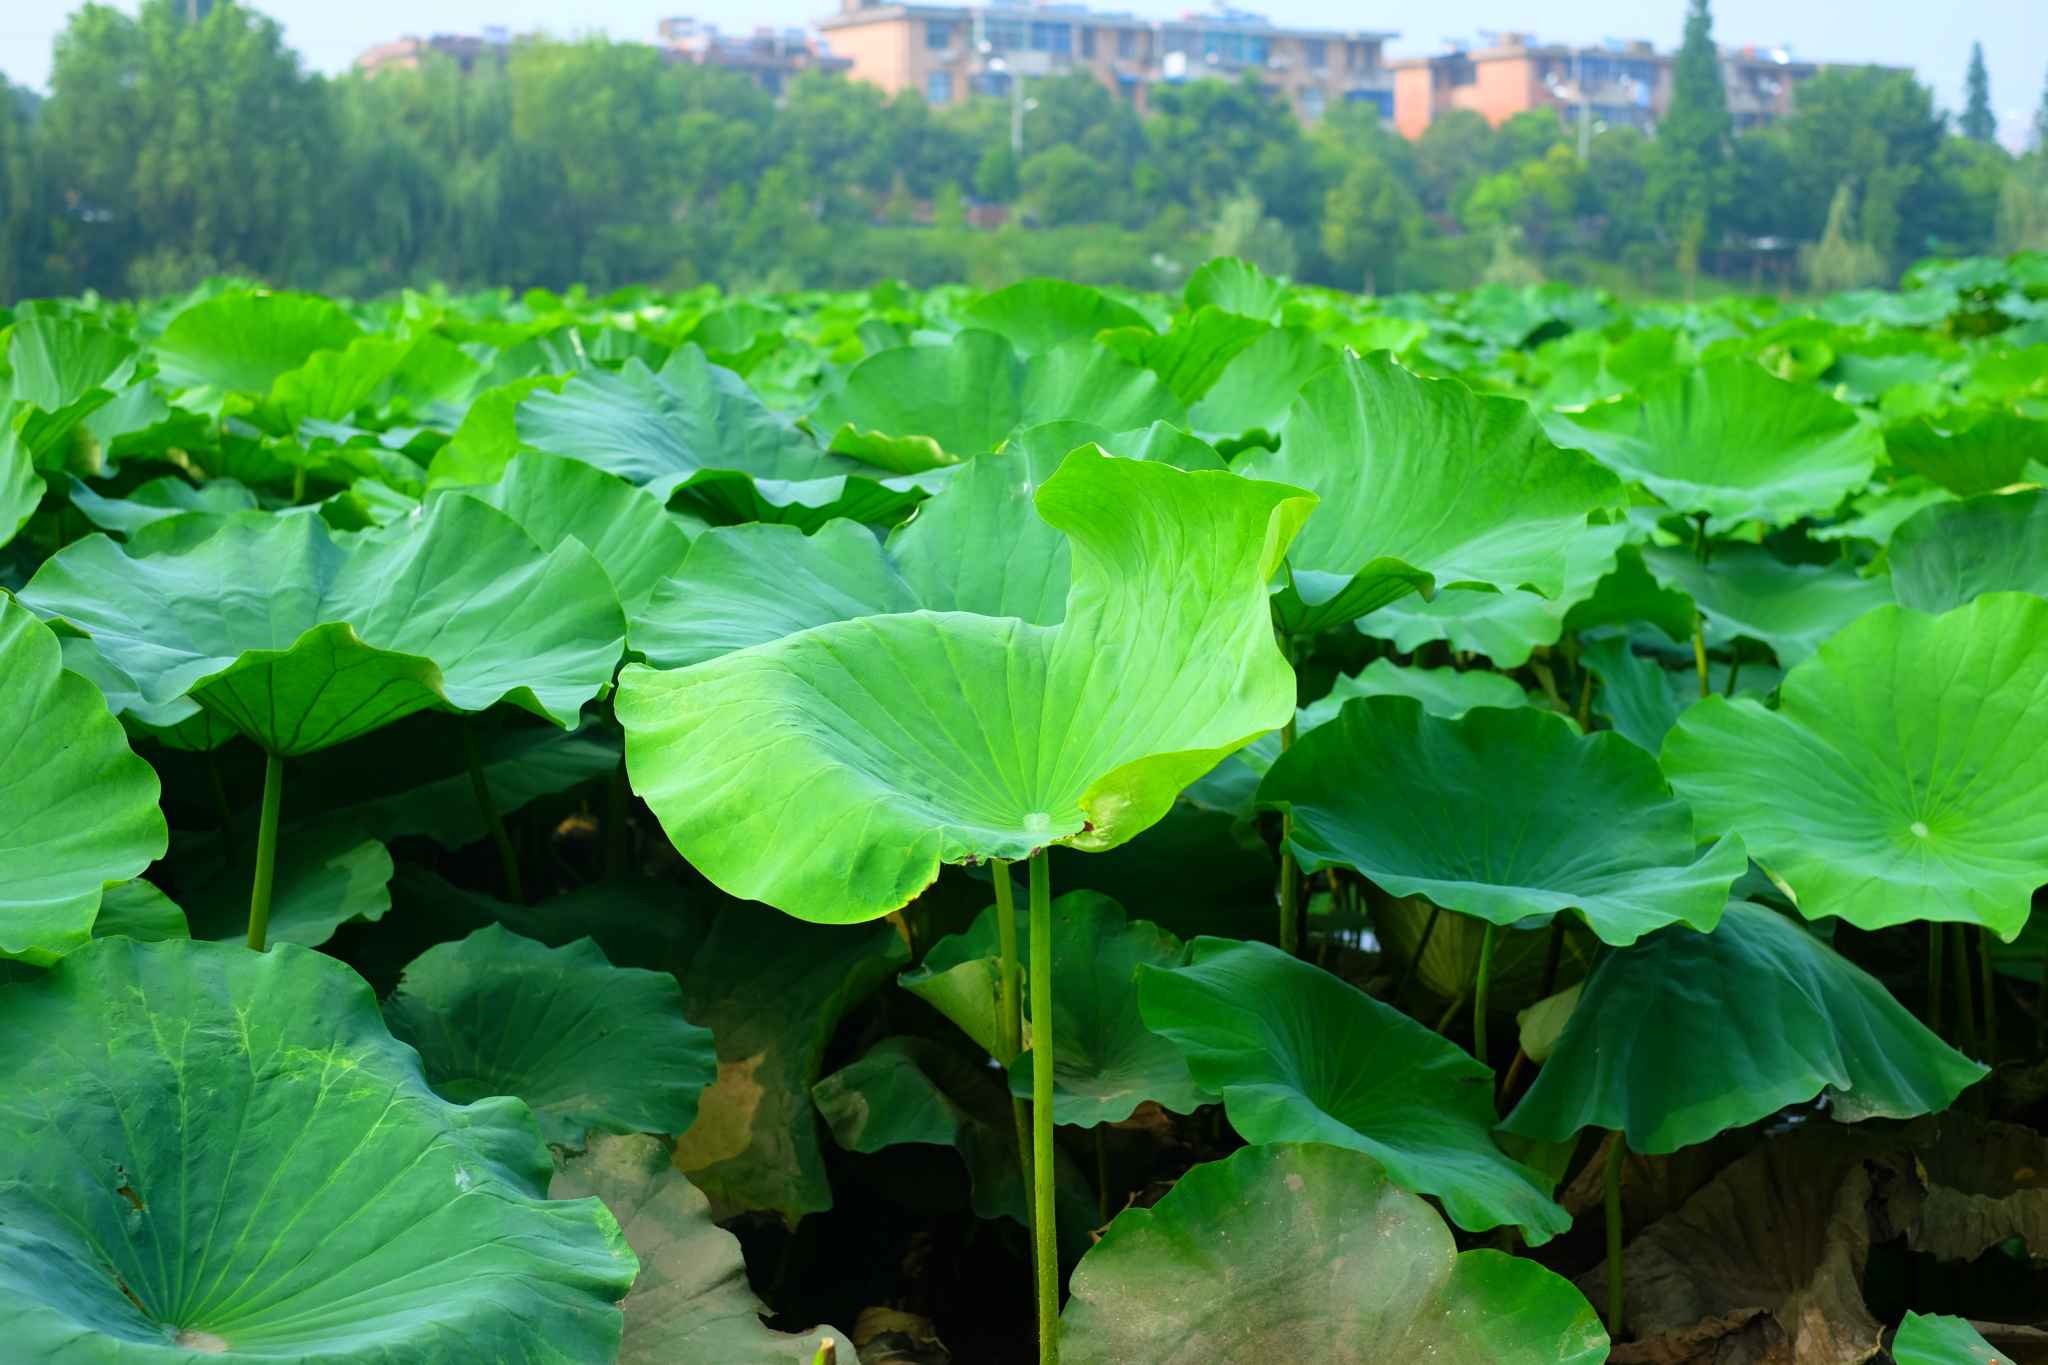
4;0;2041;149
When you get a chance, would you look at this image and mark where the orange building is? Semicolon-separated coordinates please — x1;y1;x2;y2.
1390;34;1827;140
816;1;1395;123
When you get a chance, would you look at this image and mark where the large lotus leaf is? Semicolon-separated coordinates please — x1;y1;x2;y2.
152;290;363;395
550;1132;847;1364
179;820;393;948
425;375;567;487
1641;544;1892;667
1580;636;1781;755
1502;902;1984;1153
1182;256;1289;323
7;317;141;409
1890;489;2048;613
1562;543;1700;644
1894;1314;2005;1365
0;599;167;964
1663;595;2048;937
1098;305;1270;405
1;426;38;545
1003;419;1225;473
617;447;1313;922
1137;937;1571;1241
455;450;692;615
1263;695;1740;944
92;878;189;944
896;901;1018;1062
1239;351;1625;633
0;937;636;1361
1541;358;1881;526
631;447;1070;669
671;464;943;534
1886;407;2048;497
962;279;1151;357
1815;478;1958;547
255;335;414;434
384;924;718;1147
1186;326;1338;438
946;892;1212;1129
1061;1142;1608;1365
23;493;624;754
1302;658;1528;728
68;474;259;538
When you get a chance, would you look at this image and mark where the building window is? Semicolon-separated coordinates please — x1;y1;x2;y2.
926;19;950;49
927;71;952;103
1080;26;1095;57
984;17;1023;51
1345;88;1393;116
1117;28;1136;58
1301;86;1326;119
1029;22;1071;53
1303;38;1326;69
1204;30;1243;63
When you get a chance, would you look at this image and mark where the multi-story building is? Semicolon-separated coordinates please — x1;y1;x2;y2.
657;17;853;96
356;29;514;77
815;0;1396;123
1389;34;1830;140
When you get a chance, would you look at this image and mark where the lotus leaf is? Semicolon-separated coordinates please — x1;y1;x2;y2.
1579;637;1781;754
178;820;393;948
1893;1314;2005;1365
1663;595;2048;937
1137;937;1571;1240
1886;407;2048;497
92;878;189;944
1060;1142;1607;1364
1502;902;1984;1153
0;936;636;1361
1098;305;1270;405
152;290;363;395
1261;695;1741;944
0;598;168;964
963;279;1151;356
68;474;259;539
1182;256;1289;323
1239;350;1624;633
617;447;1313;922
1641;544;1892;667
384;924;718;1147
550;1132;848;1364
1561;543;1698;645
1185;325;1335;437
1;427;38;544
1890;489;2048;613
23;492;624;755
1541;358;1881;526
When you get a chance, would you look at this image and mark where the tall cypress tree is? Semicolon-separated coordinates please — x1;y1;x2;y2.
1960;43;1995;141
1648;0;1731;295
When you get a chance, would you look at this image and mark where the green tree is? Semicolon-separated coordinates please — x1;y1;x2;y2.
973;142;1019;203
1019;143;1108;226
1960;44;1995;142
1784;66;1954;271
1647;0;1732;295
0;78;37;300
1322;157;1419;294
1413;108;1496;214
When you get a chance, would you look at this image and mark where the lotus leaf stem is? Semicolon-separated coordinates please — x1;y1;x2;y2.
459;715;525;905
1928;922;1945;1039
1724;645;1742;698
1977;925;1998;1070
993;859;1034;1220
1604;1131;1627;1338
1277;631;1301;957
1691;619;1710;700
246;753;284;952
811;1338;836;1365
1949;922;1977;1059
2037;948;2047;1051
1029;848;1059;1365
1472;921;1497;1068
1432;984;1469;1035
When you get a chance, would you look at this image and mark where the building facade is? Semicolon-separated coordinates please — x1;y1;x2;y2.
1390;34;1827;140
657;18;853;95
815;0;1395;123
356;31;513;77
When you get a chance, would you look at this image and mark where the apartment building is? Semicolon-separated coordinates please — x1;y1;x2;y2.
1389;34;1829;139
657;18;853;96
356;30;514;77
815;0;1396;123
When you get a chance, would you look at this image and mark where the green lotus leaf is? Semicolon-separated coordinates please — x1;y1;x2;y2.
0;936;636;1360
675;464;944;535
1886;407;2048;497
67;473;259;538
617;447;1313;922
814;1035;1098;1251
1561;543;1698;644
1892;1313;2004;1365
255;335;414;435
7;317;142;410
1302;657;1528;727
1813;478;1958;546
1501;901;1984;1154
1098;305;1270;405
963;279;1151;356
896;901;1017;1062
1371;893;1598;1017
1662;595;2048;938
1186;326;1337;438
549;1132;848;1364
152;289;363;395
1003;419;1226;472
1182;256;1289;323
1579;636;1781;754
0;599;168;964
179;820;393;948
1890;489;2048;614
812;330;1184;462
425;374;567;487
92;878;189;944
1137;937;1571;1241
1641;544;1892;667
1048;801;1278;946
1061;1142;1609;1365
1260;695;1740;944
1242;350;1626;634
384;923;718;1147
1;425;39;545
23;493;625;755
1546;355;1879;526
56;633;222;742
997;892;1217;1125
453;450;692;615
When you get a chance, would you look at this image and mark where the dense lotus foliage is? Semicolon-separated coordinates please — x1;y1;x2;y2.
3;254;2047;1362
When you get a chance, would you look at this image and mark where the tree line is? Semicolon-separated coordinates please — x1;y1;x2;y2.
1;0;2045;303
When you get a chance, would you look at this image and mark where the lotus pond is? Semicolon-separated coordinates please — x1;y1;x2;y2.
4;257;2048;1364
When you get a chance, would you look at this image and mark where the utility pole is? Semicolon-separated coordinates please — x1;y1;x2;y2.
983;52;1036;155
